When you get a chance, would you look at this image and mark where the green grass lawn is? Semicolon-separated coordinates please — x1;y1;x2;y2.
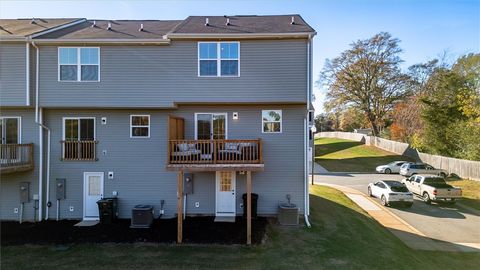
314;137;414;172
446;178;480;211
2;185;478;270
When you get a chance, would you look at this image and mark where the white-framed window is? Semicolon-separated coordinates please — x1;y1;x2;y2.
130;115;150;138
262;110;282;133
63;117;96;141
62;117;96;160
0;116;21;144
58;47;100;81
198;42;240;77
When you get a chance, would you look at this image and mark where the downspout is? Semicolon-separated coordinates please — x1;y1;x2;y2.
304;118;310;228
303;35;312;228
26;43;30;106
32;41;51;220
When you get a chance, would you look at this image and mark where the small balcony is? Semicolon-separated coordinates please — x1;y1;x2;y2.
167;139;264;171
60;140;98;161
0;143;34;174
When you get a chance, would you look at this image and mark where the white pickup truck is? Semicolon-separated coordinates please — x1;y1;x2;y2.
402;175;462;204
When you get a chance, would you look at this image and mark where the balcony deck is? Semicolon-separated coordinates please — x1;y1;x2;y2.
0;143;34;175
166;139;264;172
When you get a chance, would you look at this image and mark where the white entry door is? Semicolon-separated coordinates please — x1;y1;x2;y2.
215;171;236;216
83;172;104;220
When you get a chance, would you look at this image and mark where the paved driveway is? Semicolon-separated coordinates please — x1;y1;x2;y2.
314;172;480;246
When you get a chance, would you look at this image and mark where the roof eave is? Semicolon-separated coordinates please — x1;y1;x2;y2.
165;32;316;39
31;38;171;45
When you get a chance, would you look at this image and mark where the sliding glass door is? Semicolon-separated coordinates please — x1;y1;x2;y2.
195;113;226;140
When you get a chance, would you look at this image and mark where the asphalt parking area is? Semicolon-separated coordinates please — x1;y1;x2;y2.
314;172;480;249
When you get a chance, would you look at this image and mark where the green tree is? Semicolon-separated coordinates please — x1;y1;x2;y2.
320;32;410;136
416;53;480;160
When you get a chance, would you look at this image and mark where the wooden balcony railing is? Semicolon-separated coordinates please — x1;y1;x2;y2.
168;139;263;165
61;140;98;161
0;143;34;174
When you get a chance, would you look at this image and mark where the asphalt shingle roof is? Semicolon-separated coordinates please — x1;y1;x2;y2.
38;20;183;39
0;15;315;40
171;15;315;34
0;18;82;37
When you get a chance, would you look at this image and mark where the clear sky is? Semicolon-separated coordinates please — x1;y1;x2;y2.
2;0;479;113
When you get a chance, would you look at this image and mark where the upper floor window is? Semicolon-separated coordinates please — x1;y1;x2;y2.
59;47;100;82
198;42;239;77
262;110;282;133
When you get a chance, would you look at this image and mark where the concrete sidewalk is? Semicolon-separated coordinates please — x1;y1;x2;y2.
312;162;329;173
319;183;480;252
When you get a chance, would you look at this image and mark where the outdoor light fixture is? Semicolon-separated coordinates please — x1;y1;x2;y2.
232;112;239;120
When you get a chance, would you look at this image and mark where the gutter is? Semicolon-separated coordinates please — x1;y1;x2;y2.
31;39;171;45
164;32;316;40
31;41;52;221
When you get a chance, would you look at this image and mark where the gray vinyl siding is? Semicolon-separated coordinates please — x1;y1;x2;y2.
38;40;307;107
0;43;27;106
42;105;305;219
0;109;40;221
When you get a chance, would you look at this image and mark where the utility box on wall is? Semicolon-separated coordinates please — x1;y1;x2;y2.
19;182;30;203
56;178;66;200
184;173;193;194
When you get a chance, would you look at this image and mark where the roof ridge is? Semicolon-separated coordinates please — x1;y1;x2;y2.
167;16;193;34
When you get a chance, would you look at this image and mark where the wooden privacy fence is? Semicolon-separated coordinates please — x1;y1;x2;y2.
60;140;98;161
168;139;263;164
317;132;480;181
0;143;34;168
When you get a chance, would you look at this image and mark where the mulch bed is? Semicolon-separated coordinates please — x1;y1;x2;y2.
1;216;268;246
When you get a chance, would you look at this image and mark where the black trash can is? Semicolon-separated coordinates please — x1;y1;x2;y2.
97;197;118;224
242;193;258;218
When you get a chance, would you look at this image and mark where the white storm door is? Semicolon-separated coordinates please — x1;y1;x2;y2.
215;171;236;216
83;172;104;219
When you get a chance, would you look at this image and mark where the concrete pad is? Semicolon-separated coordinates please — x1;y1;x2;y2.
214;216;236;223
314;163;329;174
345;194;381;211
74;220;99;227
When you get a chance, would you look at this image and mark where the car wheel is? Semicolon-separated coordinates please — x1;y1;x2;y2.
368;187;373;197
381;195;388;206
423;192;431;205
439;172;447;178
385;168;391;174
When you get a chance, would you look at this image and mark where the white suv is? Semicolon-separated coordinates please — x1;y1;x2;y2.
399;163;448;178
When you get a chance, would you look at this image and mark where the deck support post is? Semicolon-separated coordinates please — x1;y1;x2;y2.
246;171;252;245
177;171;184;244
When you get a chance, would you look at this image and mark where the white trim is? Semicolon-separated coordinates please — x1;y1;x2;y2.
32;38;171;44
0;116;22;144
215;171;236;217
62;117;96;141
130;114;150;138
62;117;96;159
167;32;316;39
261;110;283;134
58;47;100;82
194;112;228;140
198;42;240;77
25;43;30;106
29;19;87;38
83;172;104;220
